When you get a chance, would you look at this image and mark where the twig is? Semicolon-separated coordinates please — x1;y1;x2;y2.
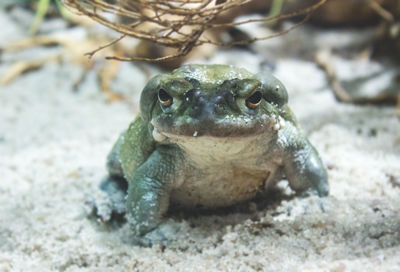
63;0;327;62
316;49;400;105
199;13;311;47
0;56;59;86
315;49;353;103
85;34;126;58
369;0;394;23
105;52;187;62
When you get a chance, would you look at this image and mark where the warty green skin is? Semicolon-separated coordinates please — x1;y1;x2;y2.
100;64;329;240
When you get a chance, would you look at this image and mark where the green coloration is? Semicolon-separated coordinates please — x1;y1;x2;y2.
54;0;68;18
268;0;285;26
97;64;329;245
30;0;50;34
29;0;66;34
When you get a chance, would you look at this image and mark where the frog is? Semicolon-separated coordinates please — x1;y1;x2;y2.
95;64;329;245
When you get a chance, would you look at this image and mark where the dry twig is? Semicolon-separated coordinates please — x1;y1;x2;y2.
0;56;59;86
1;35;128;102
368;0;395;23
316;49;400;106
315;49;353;103
63;0;327;61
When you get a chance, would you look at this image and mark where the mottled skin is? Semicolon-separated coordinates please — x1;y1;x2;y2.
99;64;329;242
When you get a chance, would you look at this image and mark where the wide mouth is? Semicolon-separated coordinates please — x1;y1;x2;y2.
151;114;281;140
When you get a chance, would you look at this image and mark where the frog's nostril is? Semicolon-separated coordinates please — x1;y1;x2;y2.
188;97;207;119
213;97;228;116
184;89;195;101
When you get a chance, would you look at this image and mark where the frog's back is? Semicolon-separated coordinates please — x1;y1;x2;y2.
172;64;255;85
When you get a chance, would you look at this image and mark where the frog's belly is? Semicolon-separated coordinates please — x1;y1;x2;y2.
170;167;270;208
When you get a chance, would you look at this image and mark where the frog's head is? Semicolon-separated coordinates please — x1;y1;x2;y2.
140;64;288;140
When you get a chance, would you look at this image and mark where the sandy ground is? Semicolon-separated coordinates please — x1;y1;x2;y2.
1;8;400;272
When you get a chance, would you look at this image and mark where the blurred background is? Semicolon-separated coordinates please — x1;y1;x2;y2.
1;0;399;106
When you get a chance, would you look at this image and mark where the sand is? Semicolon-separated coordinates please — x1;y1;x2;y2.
0;11;399;272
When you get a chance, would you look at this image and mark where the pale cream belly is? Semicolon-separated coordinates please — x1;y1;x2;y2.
170;166;271;208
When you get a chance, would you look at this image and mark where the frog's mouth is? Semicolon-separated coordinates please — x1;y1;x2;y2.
150;115;285;142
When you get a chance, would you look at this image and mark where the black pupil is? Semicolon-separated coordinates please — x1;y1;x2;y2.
247;91;262;104
158;89;172;102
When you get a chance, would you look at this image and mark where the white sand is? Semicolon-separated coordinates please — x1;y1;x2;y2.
0;18;399;271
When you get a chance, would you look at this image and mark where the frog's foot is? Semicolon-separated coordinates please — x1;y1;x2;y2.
132;220;182;247
299;190;328;212
86;176;127;222
285;193;330;217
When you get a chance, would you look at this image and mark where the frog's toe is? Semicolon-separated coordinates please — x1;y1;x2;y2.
86;190;125;223
86;177;127;223
132;220;182;247
296;191;328;213
85;190;111;221
286;194;330;217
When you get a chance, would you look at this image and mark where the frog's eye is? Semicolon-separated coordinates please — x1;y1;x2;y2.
245;91;262;109
158;89;173;107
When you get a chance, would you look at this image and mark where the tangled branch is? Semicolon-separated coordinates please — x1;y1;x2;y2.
63;0;327;62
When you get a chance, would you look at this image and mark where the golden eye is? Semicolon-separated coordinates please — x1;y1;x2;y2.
158;89;173;107
246;91;262;109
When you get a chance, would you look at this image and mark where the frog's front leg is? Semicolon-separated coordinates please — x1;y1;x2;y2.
278;122;329;197
126;147;183;240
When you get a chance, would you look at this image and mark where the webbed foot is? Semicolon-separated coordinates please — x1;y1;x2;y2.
86;176;127;222
131;220;182;247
